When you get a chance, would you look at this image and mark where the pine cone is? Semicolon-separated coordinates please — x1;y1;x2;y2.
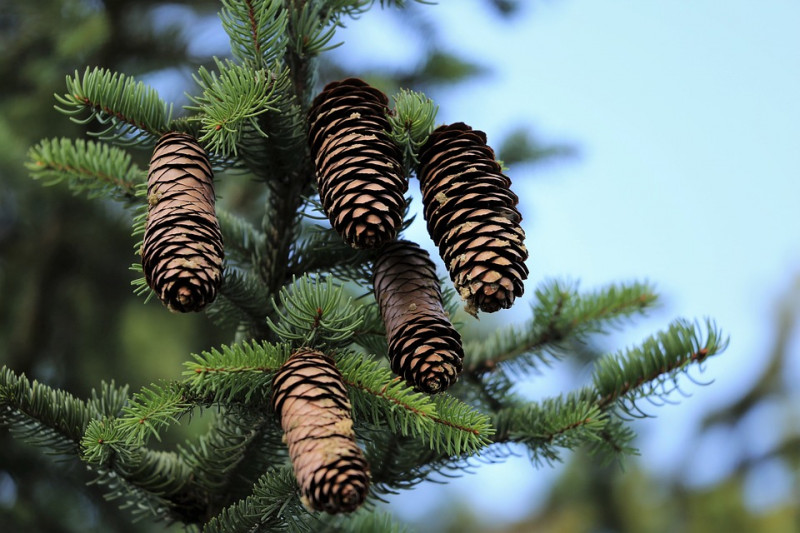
141;132;223;312
271;348;370;514
308;78;407;249
373;240;464;393
417;122;528;315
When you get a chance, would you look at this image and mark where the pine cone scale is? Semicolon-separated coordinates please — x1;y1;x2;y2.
141;132;223;313
418;122;529;315
308;78;407;249
271;349;369;514
373;240;464;393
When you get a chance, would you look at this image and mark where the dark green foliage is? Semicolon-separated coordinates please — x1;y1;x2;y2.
206;267;273;336
0;366;92;455
202;465;307;532
55;67;173;145
27;137;144;201
267;275;366;348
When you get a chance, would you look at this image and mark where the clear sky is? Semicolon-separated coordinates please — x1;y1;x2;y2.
330;0;800;525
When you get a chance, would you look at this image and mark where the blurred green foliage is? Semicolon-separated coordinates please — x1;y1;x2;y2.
0;1;224;530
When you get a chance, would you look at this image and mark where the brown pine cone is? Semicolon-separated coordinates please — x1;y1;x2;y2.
417;122;528;315
141;132;223;312
373;240;464;393
308;78;407;249
271;348;370;514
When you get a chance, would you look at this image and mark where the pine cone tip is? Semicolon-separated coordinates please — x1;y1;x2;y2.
418;363;460;394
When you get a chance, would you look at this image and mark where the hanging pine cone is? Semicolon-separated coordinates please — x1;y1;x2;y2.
417;122;528;315
271;348;370;514
308;78;407;249
373;240;464;394
141;132;223;312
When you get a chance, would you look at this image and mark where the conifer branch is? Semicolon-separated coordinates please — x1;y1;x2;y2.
179;408;278;496
225;59;310;291
183;341;292;405
80;383;192;464
129;190;158;303
130;198;149;248
82;391;284;525
388;89;438;171
0;367;92;456
110;449;195;501
454;370;518;414
283;2;340;101
117;382;195;443
288;222;377;283
27;138;144;202
216;208;265;269
84;441;207;525
259;190;304;293
82;417;208;524
87;466;184;525
266;275;366;348
2;369;216;524
352;302;389;356
205;267;272;338
288;199;415;283
203;465;309;533
187;59;290;158
427;395;495;453
236;70;306;182
491;392;608;464
251;96;311;292
209;416;288;509
318;509;414;533
336;353;493;456
464;279;658;374
87;380;131;419
219;0;288;68
362;430;476;495
54;67;172;146
82;417;131;466
593;318;728;415
588;417;638;459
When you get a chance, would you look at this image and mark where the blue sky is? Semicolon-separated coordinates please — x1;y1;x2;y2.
329;0;800;525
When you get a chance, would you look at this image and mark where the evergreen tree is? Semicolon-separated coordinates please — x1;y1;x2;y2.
1;1;727;531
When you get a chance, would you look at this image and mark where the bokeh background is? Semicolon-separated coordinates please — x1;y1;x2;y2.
1;1;799;531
